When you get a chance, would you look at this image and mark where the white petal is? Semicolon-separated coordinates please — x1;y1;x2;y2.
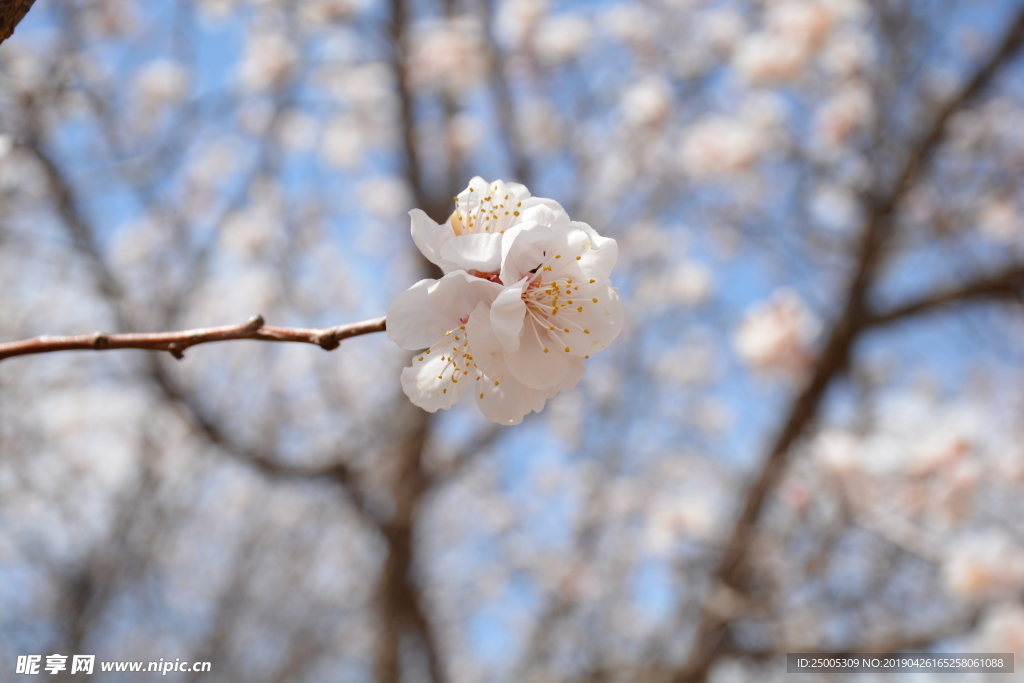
410;209;453;270
490;277;528;352
556;355;587;392
499;224;555;284
498;219;537;281
467;176;489;192
475;372;543;425
387;278;459;350
520;198;571;229
427;271;502;321
505;182;531;201
505;317;569;389
571;221;618;279
466;302;508;379
439;232;504;272
400;348;473;412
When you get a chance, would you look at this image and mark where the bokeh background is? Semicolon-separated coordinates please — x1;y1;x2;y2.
2;0;1024;681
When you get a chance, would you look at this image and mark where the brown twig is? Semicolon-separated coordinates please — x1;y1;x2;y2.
0;315;387;362
0;0;35;44
866;264;1024;327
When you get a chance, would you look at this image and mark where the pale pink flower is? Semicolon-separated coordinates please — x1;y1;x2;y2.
943;530;1024;602
733;0;835;84
407;17;490;95
133;60;190;109
974;603;1024;652
387;272;572;425
479;202;623;390
411;177;532;275
391;188;624;424
493;0;547;49
680;116;763;178
812;82;875;150
734;288;819;373
237;31;298;91
977;195;1019;243
733;33;812;84
621;76;673;128
533;15;592;66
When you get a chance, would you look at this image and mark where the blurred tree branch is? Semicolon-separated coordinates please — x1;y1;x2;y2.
0;314;387;362
867;264;1024;327
0;0;34;44
18;92;382;528
673;7;1024;682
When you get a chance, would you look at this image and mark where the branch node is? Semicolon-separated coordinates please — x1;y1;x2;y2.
169;348;185;360
246;314;265;331
92;333;109;349
315;330;341;351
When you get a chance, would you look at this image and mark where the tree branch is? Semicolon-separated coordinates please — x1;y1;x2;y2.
0;0;35;44
671;8;1024;682
866;264;1024;327
0;315;387;362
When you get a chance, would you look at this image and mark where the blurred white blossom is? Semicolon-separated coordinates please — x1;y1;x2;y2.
276;110;318;151
733;0;835;83
494;0;547;49
320;115;365;169
133;60;190;110
407;17;490;95
533;14;592;66
681;116;763;178
973;603;1024;652
942;530;1024;602
238;31;298;91
621;77;673;128
976;195;1020;243
734;288;819;373
812;81;875;153
599;4;659;48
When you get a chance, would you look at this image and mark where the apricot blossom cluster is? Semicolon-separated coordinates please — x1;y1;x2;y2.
387;178;623;425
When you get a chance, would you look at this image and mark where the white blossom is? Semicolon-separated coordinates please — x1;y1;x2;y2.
387;272;569;425
480;201;623;390
977;195;1020;243
533;14;592;66
411;176;533;275
407;17;490;95
391;184;624;424
734;288;819;373
133;60;190;109
680;116;763;178
237;31;298;91
732;0;834;84
621;76;673;128
942;530;1024;602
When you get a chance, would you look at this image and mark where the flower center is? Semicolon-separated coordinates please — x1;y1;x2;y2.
467;269;503;284
448;184;522;236
427;323;475;393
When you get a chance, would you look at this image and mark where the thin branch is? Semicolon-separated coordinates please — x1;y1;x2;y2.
866;264;1024;327
146;358;379;526
0;315;387;362
0;0;35;44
